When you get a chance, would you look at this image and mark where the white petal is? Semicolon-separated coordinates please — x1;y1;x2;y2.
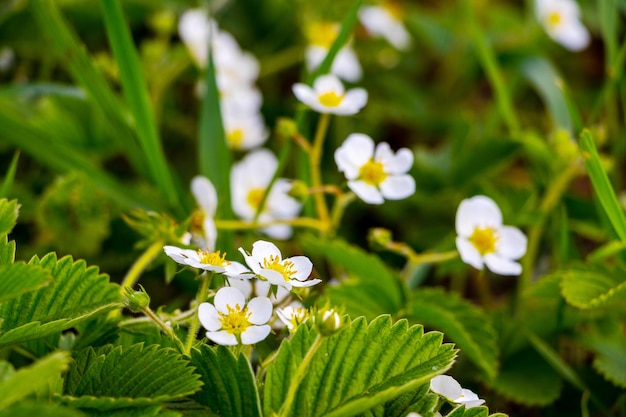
260;268;288;286
287;256;313;281
163;246;199;265
305;46;325;71
379;146;413;175
379;175;415;200
313;74;345;95
335;133;375;179
456;237;484;270
214;286;246;314
348;180;384;204
198;302;221;331
240;325;271;344
239;247;261;274
290;278;322;287
191;176;218;216
497;226;527;260
430;375;463;401
223;261;253;278
247;296;273;324
455;195;502;237
202;217;217;252
262;224;294;240
553;21;590;51
484;254;522;276
206;330;238;346
227;278;252;299
251;240;282;262
293;83;317;107
332;47;362;82
340;88;368;113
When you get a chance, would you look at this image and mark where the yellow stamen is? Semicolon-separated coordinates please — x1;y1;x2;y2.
469;227;498;255
228;128;245;149
318;91;344;107
247;188;266;210
547;11;562;29
306;21;339;48
197;250;230;267
190;209;205;234
359;159;387;186
219;304;251;335
263;255;296;282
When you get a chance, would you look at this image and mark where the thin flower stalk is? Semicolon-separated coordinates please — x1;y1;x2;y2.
184;271;213;354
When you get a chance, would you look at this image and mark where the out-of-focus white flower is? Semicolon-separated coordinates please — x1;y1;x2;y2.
359;4;411;51
223;109;268;151
455;195;527;276
304;21;362;82
239;240;321;290
535;0;590;51
0;47;15;72
189;176;218;250
231;149;301;239
276;301;310;330
228;277;290;305
163;246;251;277
178;9;216;66
198;286;272;345
430;375;485;409
293;74;367;116
334;133;415;204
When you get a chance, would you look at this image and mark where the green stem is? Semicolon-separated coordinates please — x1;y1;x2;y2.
330;191;356;233
143;305;185;353
278;333;324;417
520;160;581;292
184;272;213;355
120;240;164;290
216;217;328;232
310;113;332;230
474;268;494;309
461;0;520;135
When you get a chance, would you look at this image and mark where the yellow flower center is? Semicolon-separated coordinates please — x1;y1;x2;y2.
318;91;344;107
547;11;562;29
247;188;266;210
384;1;403;19
197;250;230;267
306;21;339;48
359;159;387;186
263;255;296;282
219;304;251;335
190;209;205;234
227;128;244;149
469;227;498;255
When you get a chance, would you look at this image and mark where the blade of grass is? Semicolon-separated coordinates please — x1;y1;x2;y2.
580;129;626;243
0;100;157;212
100;0;180;213
0;150;19;198
31;0;146;174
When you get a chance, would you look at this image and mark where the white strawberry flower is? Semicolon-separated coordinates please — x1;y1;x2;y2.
238;240;321;291
189;176;218;251
223;108;268;151
535;0;590;51
276;301;310;331
430;375;485;409
231;149;301;239
163;245;251;278
292;74;368;116
198;286;272;345
359;4;411;51
334;133;415;204
455;195;527;276
304;21;362;82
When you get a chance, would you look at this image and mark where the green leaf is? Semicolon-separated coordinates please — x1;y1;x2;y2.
521;57;580;132
0;262;53;303
190;345;262;417
99;0;179;211
0;235;15;265
409;288;499;379
360;384;438;417
490;347;562;406
0;351;71;409
0;150;19;198
0;361;15;382
60;343;202;410
0;254;121;348
447;406;489;417
583;320;626;388
0;403;85;417
263;316;457;417
83;406;181;417
558;268;626;309
580;130;626;243
0;199;19;237
301;235;405;319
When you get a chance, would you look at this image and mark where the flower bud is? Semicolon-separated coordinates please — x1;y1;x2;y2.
313;306;346;337
368;227;393;250
287;180;310;203
123;286;151;313
276;118;298;141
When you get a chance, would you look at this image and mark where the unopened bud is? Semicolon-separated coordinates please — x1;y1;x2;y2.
368;227;393;250
552;129;578;161
288;180;310;203
276;118;298;141
313;306;346;337
123;286;151;313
